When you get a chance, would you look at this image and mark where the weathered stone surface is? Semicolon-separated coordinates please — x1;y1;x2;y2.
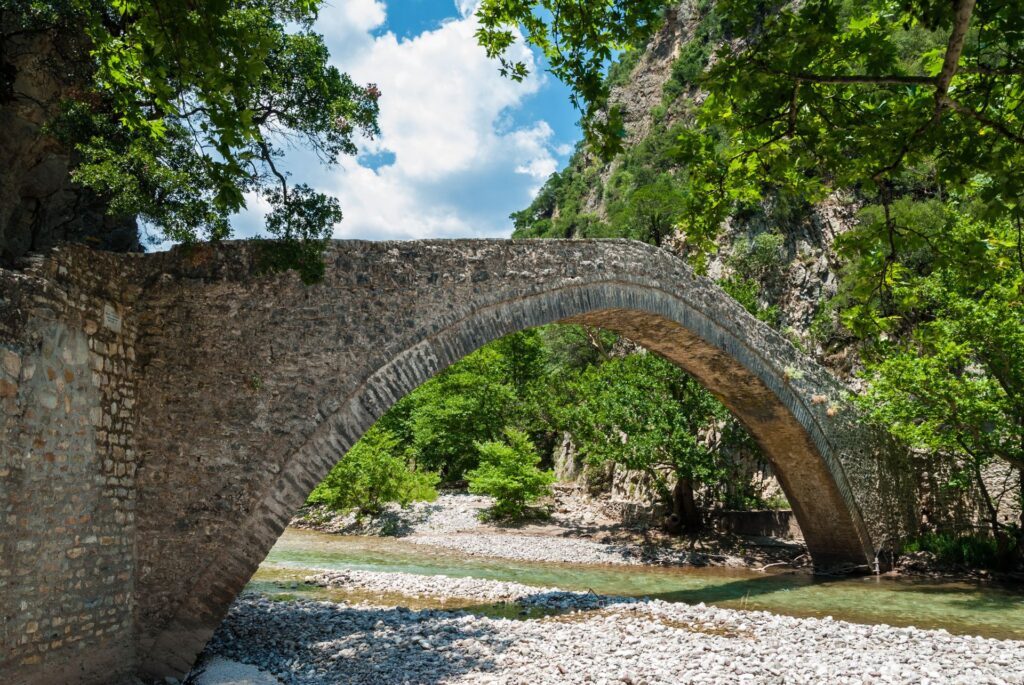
0;240;920;684
1;247;142;685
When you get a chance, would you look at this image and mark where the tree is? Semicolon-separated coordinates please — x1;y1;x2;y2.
564;352;731;533
609;174;687;247
407;343;517;482
2;0;380;280
485;0;1023;251
306;425;440;518
475;0;664;156
467;427;555;520
677;0;1024;254
839;199;1024;562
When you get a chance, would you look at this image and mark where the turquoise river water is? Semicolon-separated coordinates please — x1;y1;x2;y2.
248;528;1024;641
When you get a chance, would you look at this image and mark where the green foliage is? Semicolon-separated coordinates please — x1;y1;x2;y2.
719;275;780;327
475;0;664;156
762;493;791;511
306;324;767;525
836;200;1024;555
500;0;1021;271
903;532;1002;569
563;352;729;513
467;428;556;520
307;426;439;517
608;174;687;247
716;231;786;326
729;232;786;283
541;324;617;376
673;0;1024;248
606;49;642;91
510;154;608;239
808;299;848;351
490;0;1023;560
407;345;518;482
8;0;380;278
662;0;727;102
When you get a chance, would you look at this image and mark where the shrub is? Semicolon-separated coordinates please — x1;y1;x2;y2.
728;231;786;283
307;426;439;517
467;428;555;520
903;532;1002;569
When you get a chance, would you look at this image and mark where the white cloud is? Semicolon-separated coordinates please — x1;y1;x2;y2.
455;0;480;18
315;0;387;63
512;122;560;180
303;1;563;240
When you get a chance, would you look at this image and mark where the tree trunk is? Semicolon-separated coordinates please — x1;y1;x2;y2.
1016;467;1024;565
972;457;1014;565
673;477;702;534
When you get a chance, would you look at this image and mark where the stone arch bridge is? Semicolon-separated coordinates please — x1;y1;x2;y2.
0;240;917;684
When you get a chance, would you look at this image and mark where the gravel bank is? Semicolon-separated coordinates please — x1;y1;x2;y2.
408;532;706;567
293;495;490;537
306;569;637;610
294;493;773;568
203;590;1024;685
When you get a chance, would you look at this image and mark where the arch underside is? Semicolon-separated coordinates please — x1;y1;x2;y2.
131;241;912;681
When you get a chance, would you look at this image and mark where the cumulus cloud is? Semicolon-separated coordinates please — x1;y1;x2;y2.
294;0;564;240
314;0;387;63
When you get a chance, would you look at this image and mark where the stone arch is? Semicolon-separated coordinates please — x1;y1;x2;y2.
129;240;916;680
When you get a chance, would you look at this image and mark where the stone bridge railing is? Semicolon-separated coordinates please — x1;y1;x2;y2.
0;240;919;684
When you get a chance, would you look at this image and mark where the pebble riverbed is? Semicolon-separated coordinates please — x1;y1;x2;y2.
197;569;1024;685
196;496;1021;683
407;532;705;567
294;494;745;567
306;569;638;610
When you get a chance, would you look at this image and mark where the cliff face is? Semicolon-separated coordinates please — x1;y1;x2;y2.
554;2;859;370
0;23;139;266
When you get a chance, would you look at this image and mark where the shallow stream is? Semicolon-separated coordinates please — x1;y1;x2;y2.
248;528;1024;640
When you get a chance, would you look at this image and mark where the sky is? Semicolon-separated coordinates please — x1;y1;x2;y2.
230;0;581;242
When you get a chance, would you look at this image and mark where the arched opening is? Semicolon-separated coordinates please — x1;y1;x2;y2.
296;321;795;540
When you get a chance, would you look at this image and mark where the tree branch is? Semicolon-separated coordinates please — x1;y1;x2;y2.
791;73;935;87
934;0;976;103
943;96;1024;144
258;139;289;203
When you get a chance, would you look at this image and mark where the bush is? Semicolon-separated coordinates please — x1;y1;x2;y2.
307;426;439;517
467;428;555;520
728;231;786;283
903;532;1002;569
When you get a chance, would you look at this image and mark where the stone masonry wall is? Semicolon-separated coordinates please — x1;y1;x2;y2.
0;247;141;685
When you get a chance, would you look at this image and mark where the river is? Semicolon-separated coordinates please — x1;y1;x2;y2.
246;528;1024;641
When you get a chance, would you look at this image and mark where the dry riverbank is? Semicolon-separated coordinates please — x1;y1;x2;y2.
196;573;1024;685
291;491;807;571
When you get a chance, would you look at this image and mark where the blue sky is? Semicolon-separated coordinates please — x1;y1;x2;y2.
230;0;581;241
